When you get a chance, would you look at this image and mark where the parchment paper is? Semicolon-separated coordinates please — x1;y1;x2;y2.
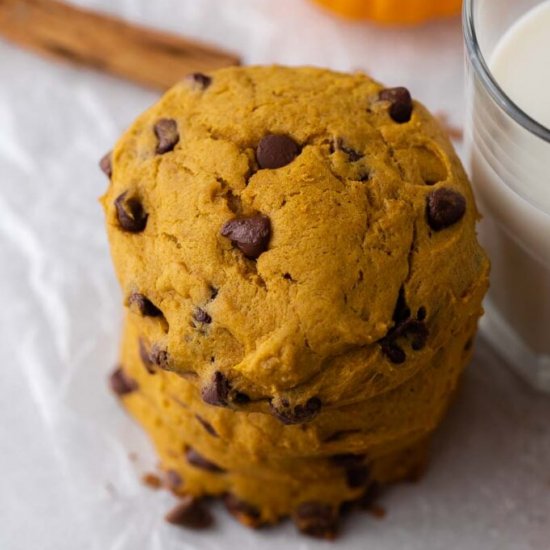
0;1;548;549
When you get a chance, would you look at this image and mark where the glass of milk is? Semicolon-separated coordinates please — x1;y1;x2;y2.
463;0;550;392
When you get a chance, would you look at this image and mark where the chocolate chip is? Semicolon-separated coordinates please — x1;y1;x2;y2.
293;502;338;540
346;465;370;488
345;146;363;161
331;454;370;488
220;214;271;259
379;87;413;123
224;494;261;528
393;287;411;324
150;345;170;369
195;415;218;437
154;118;179;154
399;319;429;350
224;188;243;212
99;151;112;178
185;447;225;473
210;287;219;299
114;192;148;233
233;391;250;405
128;292;162;317
165;496;213;529
201;371;230;407
256;134;300;169
411;338;425;352
270;396;322;425
299;396;322;419
356;168;370;182
138;338;156;374
380;316;429;362
417;306;427;321
109;367;137;396
380;288;430;362
186;72;212;90
193;308;212;324
426;188;466;231
335;139;363;162
357;482;382;509
380;339;406;364
330;454;365;468
165;469;183;491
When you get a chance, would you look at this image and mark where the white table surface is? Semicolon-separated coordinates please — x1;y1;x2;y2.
0;1;549;549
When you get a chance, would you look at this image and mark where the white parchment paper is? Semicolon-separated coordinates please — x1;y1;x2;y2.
0;1;549;549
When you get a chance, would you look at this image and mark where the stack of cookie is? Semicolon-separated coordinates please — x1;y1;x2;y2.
101;66;489;538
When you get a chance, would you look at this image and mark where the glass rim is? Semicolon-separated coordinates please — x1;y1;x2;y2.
463;0;550;143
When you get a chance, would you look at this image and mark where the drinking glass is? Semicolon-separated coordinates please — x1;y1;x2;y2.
463;0;550;391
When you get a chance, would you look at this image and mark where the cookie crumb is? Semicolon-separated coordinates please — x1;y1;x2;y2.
165;496;213;529
142;473;162;489
367;504;387;519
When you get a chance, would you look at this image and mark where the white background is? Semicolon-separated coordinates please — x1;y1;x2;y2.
0;1;549;548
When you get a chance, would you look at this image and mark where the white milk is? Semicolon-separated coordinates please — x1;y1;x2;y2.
468;1;550;390
491;2;550;144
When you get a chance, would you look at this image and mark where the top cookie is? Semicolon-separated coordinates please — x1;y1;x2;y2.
101;66;489;423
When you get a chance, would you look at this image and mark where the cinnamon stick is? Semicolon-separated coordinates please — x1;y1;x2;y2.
0;0;240;90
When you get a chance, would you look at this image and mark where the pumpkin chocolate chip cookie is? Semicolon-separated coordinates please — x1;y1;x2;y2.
101;65;489;538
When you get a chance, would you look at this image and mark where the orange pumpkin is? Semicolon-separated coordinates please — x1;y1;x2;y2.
313;0;462;24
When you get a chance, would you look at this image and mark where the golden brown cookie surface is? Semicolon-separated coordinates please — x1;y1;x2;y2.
102;66;488;418
117;313;434;528
102;65;488;537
